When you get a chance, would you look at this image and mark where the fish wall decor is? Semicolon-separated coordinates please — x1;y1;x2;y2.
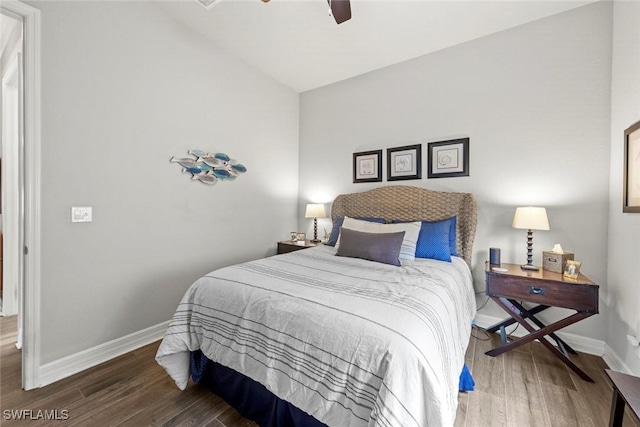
170;150;247;185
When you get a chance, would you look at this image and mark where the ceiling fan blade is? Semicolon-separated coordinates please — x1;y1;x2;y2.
328;0;351;24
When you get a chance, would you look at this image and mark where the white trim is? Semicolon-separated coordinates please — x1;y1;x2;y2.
474;312;605;356
1;0;41;391
603;343;636;376
39;321;170;388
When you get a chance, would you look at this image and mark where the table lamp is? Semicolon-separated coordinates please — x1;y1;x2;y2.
512;206;549;271
305;204;327;243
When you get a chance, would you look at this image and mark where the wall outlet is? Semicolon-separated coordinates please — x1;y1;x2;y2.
71;207;92;223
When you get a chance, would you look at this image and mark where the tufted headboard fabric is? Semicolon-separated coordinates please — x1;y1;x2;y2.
331;185;477;267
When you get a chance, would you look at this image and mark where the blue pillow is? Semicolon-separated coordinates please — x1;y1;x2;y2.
415;219;451;262
326;216;386;247
392;216;458;258
439;216;458;257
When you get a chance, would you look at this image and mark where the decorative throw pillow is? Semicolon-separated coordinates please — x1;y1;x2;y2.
340;217;421;262
393;216;458;259
414;219;452;262
326;216;385;247
447;216;459;257
336;228;405;266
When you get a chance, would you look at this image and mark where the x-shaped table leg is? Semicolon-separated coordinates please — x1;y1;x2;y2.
485;302;577;355
485;297;594;382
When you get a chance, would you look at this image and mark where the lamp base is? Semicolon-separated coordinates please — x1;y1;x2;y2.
310;239;321;243
520;264;539;271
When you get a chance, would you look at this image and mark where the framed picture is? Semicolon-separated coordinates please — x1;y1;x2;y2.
563;260;582;280
427;138;469;179
387;144;422;181
353;150;382;183
624;120;640;213
295;232;306;242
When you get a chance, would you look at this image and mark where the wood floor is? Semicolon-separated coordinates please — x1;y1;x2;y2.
1;315;638;427
457;327;639;427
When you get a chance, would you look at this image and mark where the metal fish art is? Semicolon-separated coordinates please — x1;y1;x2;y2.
193;173;217;185
172;150;247;185
170;157;199;169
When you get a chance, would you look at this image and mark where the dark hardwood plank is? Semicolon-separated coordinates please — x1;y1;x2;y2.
160;391;229;427
115;384;209;426
215;406;260;427
1;315;634;427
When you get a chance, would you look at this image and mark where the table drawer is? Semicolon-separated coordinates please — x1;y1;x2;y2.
486;274;598;313
277;242;305;254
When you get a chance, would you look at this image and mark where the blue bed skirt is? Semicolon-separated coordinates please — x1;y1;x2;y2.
190;351;474;427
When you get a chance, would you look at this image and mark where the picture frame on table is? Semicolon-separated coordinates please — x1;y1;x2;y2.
427;138;470;179
563;260;582;280
387;144;422;181
353;150;382;183
623;120;640;213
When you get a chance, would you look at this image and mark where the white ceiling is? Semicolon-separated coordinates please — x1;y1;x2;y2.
158;0;595;93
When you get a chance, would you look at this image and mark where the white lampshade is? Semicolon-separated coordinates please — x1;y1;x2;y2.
512;207;550;231
305;203;327;219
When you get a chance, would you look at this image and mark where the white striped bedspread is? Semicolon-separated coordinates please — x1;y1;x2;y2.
156;245;476;427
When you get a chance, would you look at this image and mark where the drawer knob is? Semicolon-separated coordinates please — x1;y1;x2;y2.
529;286;545;295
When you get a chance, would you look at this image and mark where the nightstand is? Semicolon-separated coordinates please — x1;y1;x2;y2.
277;240;318;255
606;369;640;427
484;262;599;382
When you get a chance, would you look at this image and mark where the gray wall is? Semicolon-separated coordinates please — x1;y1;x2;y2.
299;2;612;341
33;1;299;364
29;0;638;376
608;0;640;374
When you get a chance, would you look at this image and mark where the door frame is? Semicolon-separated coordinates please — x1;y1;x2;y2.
1;0;42;391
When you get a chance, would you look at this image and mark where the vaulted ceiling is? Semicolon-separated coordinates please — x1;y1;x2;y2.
158;0;595;93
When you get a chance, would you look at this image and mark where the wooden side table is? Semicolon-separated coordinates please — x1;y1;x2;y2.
605;369;640;427
485;262;599;382
277;240;318;255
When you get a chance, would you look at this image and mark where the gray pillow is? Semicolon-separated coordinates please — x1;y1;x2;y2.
335;228;405;266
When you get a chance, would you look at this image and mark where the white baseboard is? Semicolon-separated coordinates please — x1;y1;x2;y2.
474;313;605;356
38;320;170;388
603;343;636;375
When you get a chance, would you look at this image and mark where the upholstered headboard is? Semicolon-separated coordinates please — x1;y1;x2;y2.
331;185;477;267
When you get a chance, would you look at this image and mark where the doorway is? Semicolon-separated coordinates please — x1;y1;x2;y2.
1;12;24;324
0;0;41;391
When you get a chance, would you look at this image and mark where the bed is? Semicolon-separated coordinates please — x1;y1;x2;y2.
156;185;478;427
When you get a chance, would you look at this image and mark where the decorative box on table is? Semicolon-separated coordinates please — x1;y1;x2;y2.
542;251;574;274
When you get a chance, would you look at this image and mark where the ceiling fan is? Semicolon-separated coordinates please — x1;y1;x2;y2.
196;0;352;25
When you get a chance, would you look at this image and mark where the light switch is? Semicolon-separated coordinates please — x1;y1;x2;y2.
71;207;92;223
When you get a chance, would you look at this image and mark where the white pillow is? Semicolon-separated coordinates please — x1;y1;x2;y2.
341;216;380;233
339;217;421;261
